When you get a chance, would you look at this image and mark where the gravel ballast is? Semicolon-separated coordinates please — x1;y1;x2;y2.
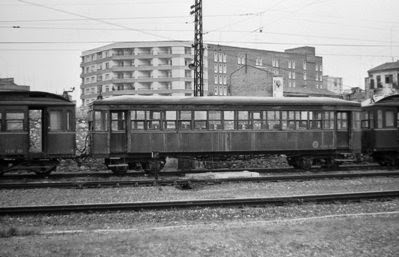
1;177;398;206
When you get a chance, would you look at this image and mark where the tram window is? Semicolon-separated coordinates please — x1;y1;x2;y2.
6;112;24;131
361;112;369;128
323;111;335;130
238;111;250;130
49;111;62;131
369;112;374;129
179;111;192;130
208;111;222;130
194;111;207;130
298;111;308;130
352;112;361;129
397;113;399;128
310;111;322;129
286;111;297;130
147;111;161;130
131;110;145;130
377;110;383;128
66;111;72;131
385;111;394;128
111;112;125;131
164;111;177;130
0;112;2;131
337;112;348;130
223;111;234;130
267;111;280;130
95;111;109;131
252;111;266;130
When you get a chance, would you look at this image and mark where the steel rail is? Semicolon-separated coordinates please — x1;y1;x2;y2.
1;171;399;189
1;190;398;215
0;164;386;180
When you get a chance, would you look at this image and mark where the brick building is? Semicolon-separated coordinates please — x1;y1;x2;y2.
80;41;333;106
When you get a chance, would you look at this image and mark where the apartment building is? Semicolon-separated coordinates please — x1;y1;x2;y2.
80;41;329;106
80;41;208;106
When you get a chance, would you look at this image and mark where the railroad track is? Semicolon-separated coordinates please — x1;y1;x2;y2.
0;164;387;180
1;190;398;215
1;171;399;189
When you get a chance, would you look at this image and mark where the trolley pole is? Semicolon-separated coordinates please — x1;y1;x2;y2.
190;0;204;96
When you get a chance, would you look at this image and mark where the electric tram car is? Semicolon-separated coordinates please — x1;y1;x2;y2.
361;94;399;166
0;91;76;175
89;95;362;174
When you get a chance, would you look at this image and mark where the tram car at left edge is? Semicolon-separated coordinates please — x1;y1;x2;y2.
0;91;76;175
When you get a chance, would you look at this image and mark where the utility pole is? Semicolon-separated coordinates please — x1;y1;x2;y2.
190;0;204;96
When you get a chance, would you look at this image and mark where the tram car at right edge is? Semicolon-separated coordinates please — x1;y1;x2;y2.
361;94;399;166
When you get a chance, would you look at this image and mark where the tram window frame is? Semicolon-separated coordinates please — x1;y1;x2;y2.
223;111;235;130
131;110;146;130
323;111;335;130
337;112;348;130
146;111;161;130
310;111;322;129
298;111;309;130
266;110;281;130
66;111;73;131
252;111;266;130
194;111;207;130
385;110;394;128
352;112;361;129
208;111;222;130
361;111;370;129
237;111;251;130
94;111;109;131
179;110;192;130
6;112;25;131
377;110;383;128
111;112;126;131
164;111;177;130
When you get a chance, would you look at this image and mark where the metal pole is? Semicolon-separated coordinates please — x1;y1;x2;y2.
191;0;204;96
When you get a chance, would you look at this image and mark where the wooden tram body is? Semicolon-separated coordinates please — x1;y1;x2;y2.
89;96;361;173
361;94;399;166
0;91;76;174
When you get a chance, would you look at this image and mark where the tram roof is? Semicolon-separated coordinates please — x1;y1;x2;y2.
361;94;399;108
93;95;360;107
0;91;74;106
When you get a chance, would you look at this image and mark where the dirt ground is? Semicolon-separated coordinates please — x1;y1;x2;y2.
1;211;398;257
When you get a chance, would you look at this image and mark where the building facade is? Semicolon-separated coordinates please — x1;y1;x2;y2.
0;78;30;91
80;42;329;106
80;41;208;106
322;76;343;95
365;61;399;98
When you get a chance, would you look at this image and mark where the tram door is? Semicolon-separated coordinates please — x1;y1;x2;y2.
110;111;127;153
29;109;45;155
336;111;350;149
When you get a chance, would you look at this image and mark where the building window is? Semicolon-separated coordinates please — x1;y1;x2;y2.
304;72;307;81
223;75;227;85
256;57;263;66
219;75;223;84
303;61;307;70
214;65;218;73
272;58;279;68
219;64;223;74
223;53;227;63
223;64;227;73
214;52;218;62
214;75;218;84
219;53;223;62
385;74;393;84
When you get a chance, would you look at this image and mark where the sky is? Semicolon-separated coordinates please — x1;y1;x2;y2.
0;0;398;106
